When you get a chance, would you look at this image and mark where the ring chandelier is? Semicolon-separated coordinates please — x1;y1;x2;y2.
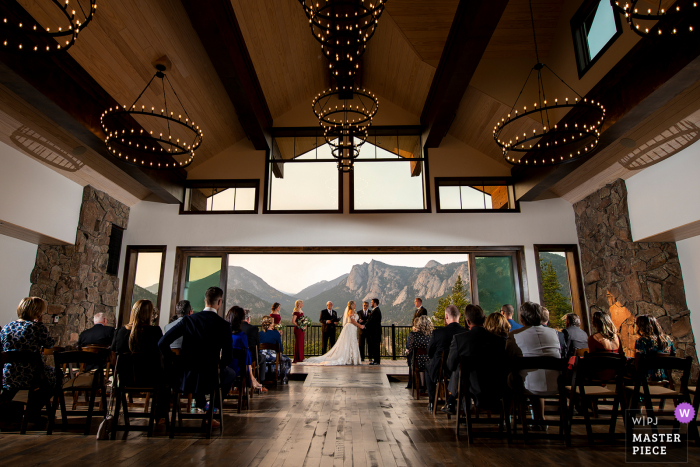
612;1;697;37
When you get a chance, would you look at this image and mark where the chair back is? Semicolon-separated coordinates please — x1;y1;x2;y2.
635;355;692;389
511;356;566;372
574;348;589;357
54;350;106;390
259;343;281;362
571;352;626;387
113;353;162;389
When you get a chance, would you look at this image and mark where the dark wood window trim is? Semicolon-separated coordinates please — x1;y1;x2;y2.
533;244;589;333
435;177;520;213
119;245;167;327
180;179;260;215
170;245;529;317
571;0;624;78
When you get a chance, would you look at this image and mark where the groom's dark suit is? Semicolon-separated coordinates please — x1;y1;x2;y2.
364;306;382;364
357;307;370;361
320;308;340;354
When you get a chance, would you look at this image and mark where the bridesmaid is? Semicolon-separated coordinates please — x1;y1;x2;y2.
270;302;282;334
292;300;305;363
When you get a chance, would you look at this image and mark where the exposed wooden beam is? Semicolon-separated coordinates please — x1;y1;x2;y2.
181;0;272;151
420;0;510;149
513;10;700;201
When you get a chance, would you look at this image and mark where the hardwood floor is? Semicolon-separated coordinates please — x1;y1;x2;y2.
0;363;696;466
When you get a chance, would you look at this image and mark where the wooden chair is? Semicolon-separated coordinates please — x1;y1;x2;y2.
224;348;249;414
77;345;112;411
250;344;258;399
110;353;168;439
412;347;428;400
169;348;193;411
48;350;107;436
690;384;699;445
259;343;280;387
565;352;626;444
432;351;451;418
455;356;512;443
0;350;49;434
574;348;589;357
510;356;570;446
169;363;224;439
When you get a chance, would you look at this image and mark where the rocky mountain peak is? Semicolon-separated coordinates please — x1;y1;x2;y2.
425;260;441;268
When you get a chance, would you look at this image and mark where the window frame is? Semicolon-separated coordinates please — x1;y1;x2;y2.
533;244;589;333
118;245;167;327
570;0;624;78
180;179;260;215
434;177;520;213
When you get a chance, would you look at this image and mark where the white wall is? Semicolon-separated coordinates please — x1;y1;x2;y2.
0;141;83;244
120;197;580;326
626;139;700;241
678;236;700;343
0;234;37;325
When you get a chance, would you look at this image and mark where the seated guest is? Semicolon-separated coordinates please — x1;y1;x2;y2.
151;307;161;327
164;300;192;349
78;312;115;348
484;312;511;338
406;316;433;390
236;307;266;386
0;297;59;422
444;304;507;415
505;301;561;424
562;313;588;358
225;307;264;392
259;316;291;384
500;304;522;330
111;299;163;355
634;314;675;381
159;287;235;413
542;307;566;357
588;310;624;355
426;305;465;412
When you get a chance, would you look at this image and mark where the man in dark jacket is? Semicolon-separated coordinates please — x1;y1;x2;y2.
159;287;234;411
320;301;340;354
543;307;567;357
562;313;589;358
425;304;465;412
365;298;382;365
443;304;506;415
412;298;427;323
78;312;115;348
240;307;266;382
357;301;370;361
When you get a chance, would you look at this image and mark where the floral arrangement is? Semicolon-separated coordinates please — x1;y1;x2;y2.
296;316;312;331
274;323;284;331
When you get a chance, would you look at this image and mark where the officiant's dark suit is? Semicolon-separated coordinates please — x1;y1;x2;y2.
320;305;340;354
357;303;370;361
365;299;382;365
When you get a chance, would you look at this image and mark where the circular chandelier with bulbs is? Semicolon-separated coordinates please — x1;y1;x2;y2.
298;0;387;82
612;1;697;37
1;0;96;54
495;0;606;167
101;64;203;170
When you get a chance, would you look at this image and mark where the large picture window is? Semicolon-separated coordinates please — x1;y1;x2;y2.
119;246;166;326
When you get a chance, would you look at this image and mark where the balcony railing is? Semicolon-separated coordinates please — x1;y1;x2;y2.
279;324;414;359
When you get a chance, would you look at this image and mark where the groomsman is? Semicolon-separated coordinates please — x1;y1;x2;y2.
413;298;427;322
320;301;340;354
357;301;370;361
365;298;382;365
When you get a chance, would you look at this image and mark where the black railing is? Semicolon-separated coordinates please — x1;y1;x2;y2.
279;325;414;359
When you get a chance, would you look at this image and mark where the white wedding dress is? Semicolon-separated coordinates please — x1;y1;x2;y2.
303;307;361;366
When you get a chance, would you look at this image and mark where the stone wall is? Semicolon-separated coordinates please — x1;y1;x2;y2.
574;179;697;380
29;186;129;346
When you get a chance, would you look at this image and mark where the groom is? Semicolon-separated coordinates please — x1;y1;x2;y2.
365;298;382;365
320;301;340;354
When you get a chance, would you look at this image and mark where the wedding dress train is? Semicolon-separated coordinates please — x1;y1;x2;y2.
302;308;361;366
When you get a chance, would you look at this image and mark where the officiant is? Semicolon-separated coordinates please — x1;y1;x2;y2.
320;301;340;354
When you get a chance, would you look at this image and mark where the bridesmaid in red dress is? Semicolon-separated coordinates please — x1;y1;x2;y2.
292;300;305;363
270;302;282;330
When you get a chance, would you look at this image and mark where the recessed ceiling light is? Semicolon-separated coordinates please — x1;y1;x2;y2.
620;138;637;148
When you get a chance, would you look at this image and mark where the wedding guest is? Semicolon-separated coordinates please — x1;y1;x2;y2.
634;314;675;380
542;307;566;357
357;301;370;362
111;299;163;356
78;312;115;348
0;297;59;422
259;316;291;384
588;310;624;355
226;307;264;393
426;304;465;412
164;300;192;349
500;304;522;330
270;302;282;329
443;304;507;415
413;298;427;322
151;307;161;328
505;301;561;425
320;301;339;354
292;300;305;363
406;315;433;390
240;308;261;361
484;312;511;339
562;313;588;357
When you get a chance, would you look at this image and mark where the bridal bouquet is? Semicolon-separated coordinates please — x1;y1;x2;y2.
274;323;284;331
297;316;312;331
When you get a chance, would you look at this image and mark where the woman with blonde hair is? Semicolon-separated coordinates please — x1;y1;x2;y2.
111;299;163;355
406;315;433;388
484;312;511;339
291;299;305;363
0;297;58;421
304;301;363;365
587;310;623;355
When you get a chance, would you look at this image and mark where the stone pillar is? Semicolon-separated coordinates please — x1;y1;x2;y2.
574;179;697;380
29;186;129;346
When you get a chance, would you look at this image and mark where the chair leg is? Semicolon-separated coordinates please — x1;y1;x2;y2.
85;387;97;436
122;393;131;431
466;399;475;444
455;394;461;437
169;391;179;439
561;394;570;447
519;396;529;442
111;389;122;440
206;393;214;440
147;391;157;437
218;388;224;436
582;396;593;444
59;391;68;430
503;399;513;444
47;390;59;435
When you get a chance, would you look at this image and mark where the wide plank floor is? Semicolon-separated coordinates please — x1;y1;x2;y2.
0;362;697;466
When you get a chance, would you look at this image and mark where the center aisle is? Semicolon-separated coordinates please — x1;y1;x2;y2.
292;361;405;389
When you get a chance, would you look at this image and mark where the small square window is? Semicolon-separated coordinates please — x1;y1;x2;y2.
571;0;623;77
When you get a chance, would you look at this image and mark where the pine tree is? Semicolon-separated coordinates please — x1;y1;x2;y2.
540;259;572;329
432;275;469;326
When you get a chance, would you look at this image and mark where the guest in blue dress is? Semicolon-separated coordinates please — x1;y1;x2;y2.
259;316;291;384
634;314;676;381
226;306;264;392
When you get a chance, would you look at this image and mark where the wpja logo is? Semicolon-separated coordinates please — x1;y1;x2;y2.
625;404;693;463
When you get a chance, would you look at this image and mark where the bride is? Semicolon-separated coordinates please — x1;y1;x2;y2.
303;300;362;366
